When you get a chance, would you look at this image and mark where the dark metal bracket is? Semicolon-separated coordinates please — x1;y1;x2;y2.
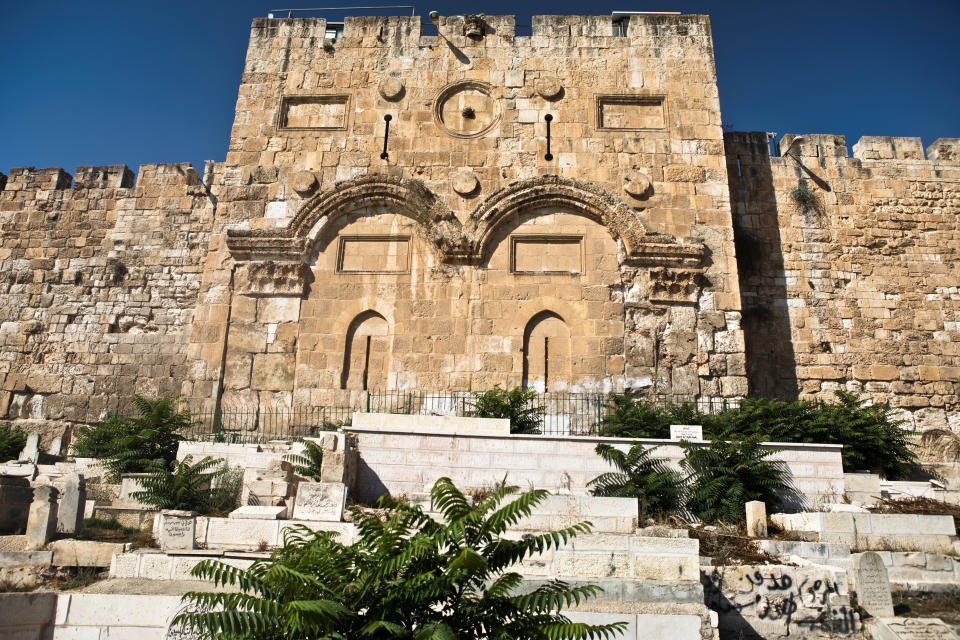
380;114;392;159
544;114;553;161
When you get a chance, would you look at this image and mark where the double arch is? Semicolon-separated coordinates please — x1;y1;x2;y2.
225;173;697;266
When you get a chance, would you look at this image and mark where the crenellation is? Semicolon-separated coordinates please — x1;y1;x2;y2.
927;138;960;165
852;136;926;162
74;165;135;189
4;168;73;192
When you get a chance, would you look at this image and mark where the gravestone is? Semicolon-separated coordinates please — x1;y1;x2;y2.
855;551;895;618
745;500;767;537
669;424;703;441
870;618;960;640
293;482;348;521
158;510;197;551
56;473;86;535
19;433;39;463
26;485;58;550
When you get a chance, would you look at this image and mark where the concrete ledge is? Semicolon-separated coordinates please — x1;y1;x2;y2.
49;540;128;568
0;550;53;568
352;412;510;435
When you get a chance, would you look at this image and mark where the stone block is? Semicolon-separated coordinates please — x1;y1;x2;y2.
49;540;126;568
229;505;288;519
206;517;280;549
745;500;767;537
869;618;960;640
292;482;347;521
19;433;39;463
55;473;85;535
251;353;295;390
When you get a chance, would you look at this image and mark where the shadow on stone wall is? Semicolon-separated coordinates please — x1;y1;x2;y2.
725;133;799;400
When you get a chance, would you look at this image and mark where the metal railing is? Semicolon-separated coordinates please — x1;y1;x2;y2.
172;391;740;443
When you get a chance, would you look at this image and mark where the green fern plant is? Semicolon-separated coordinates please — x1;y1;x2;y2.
472;386;543;434
682;436;787;524
588;443;685;520
130;455;234;514
284;439;324;482
72;396;196;481
174;477;626;640
0;423;28;462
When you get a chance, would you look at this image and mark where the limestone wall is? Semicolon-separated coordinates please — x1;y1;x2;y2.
183;13;747;413
0;163;214;424
726;132;960;429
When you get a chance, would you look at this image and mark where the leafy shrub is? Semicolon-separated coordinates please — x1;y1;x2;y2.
599;391;918;479
284;439;324;482
0;423;27;462
72;396;195;481
682;436;788;524
472;386;542;434
131;455;239;515
175;477;625;640
589;443;685;520
598;393;700;439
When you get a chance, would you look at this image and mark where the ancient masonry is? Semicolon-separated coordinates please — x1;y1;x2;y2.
1;13;958;430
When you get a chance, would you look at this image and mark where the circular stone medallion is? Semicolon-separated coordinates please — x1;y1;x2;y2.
535;77;563;101
291;171;319;195
378;77;404;101
452;169;479;196
434;81;501;138
624;171;651;199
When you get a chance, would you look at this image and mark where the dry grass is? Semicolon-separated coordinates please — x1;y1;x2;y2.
689;523;778;566
868;496;960;532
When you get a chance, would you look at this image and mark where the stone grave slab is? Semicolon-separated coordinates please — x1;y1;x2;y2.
870;618;960;640
856;551;895;618
228;505;288;519
292;482;348;521
669;424;703;440
158;510;197;551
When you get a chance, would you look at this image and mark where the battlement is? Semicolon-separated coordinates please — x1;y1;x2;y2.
2;163;202;193
248;12;710;48
725;132;960;166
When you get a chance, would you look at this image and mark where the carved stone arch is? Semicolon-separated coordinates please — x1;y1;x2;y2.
467;174;706;268
225;174;468;262
292;174;468;260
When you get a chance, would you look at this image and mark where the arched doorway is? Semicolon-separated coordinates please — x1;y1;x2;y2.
522;311;571;391
341;310;390;390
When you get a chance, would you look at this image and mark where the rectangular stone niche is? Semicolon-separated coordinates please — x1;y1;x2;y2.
337;235;410;274
596;95;665;130
279;95;349;130
511;235;582;274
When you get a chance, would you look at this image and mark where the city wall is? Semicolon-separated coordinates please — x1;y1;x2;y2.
726;132;960;429
0;164;214;425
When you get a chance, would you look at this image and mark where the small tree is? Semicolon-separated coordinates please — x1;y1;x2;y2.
589;443;685;521
0;423;28;462
284;439;324;482
174;478;626;639
472;387;542;434
682;436;788;524
131;455;241;516
72;396;195;481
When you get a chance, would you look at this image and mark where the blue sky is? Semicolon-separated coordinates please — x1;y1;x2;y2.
1;1;957;175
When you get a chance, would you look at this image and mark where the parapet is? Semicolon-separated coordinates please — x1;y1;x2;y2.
75;165;135;189
852;136;925;161
4;167;72;191
135;163;199;186
927;138;960;165
779;134;847;158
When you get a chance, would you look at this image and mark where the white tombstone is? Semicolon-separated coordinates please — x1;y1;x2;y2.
855;551;895;618
56;473;86;535
158;510;197;551
745;500;767;537
869;618;960;640
228;505;288;519
293;482;348;522
19;433;40;463
669;424;703;441
26;485;58;550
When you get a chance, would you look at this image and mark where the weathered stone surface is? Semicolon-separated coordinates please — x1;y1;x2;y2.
229;505;288;519
745;500;767;538
292;482;347;521
49;539;126;567
870;618;960;640
855;551;895;618
26;485;57;550
55;473;85;535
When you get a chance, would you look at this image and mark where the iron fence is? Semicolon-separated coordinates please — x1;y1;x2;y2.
172;391;741;443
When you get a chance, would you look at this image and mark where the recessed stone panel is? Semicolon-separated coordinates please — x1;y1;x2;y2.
337;236;410;274
511;236;582;274
597;95;665;130
279;95;349;130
